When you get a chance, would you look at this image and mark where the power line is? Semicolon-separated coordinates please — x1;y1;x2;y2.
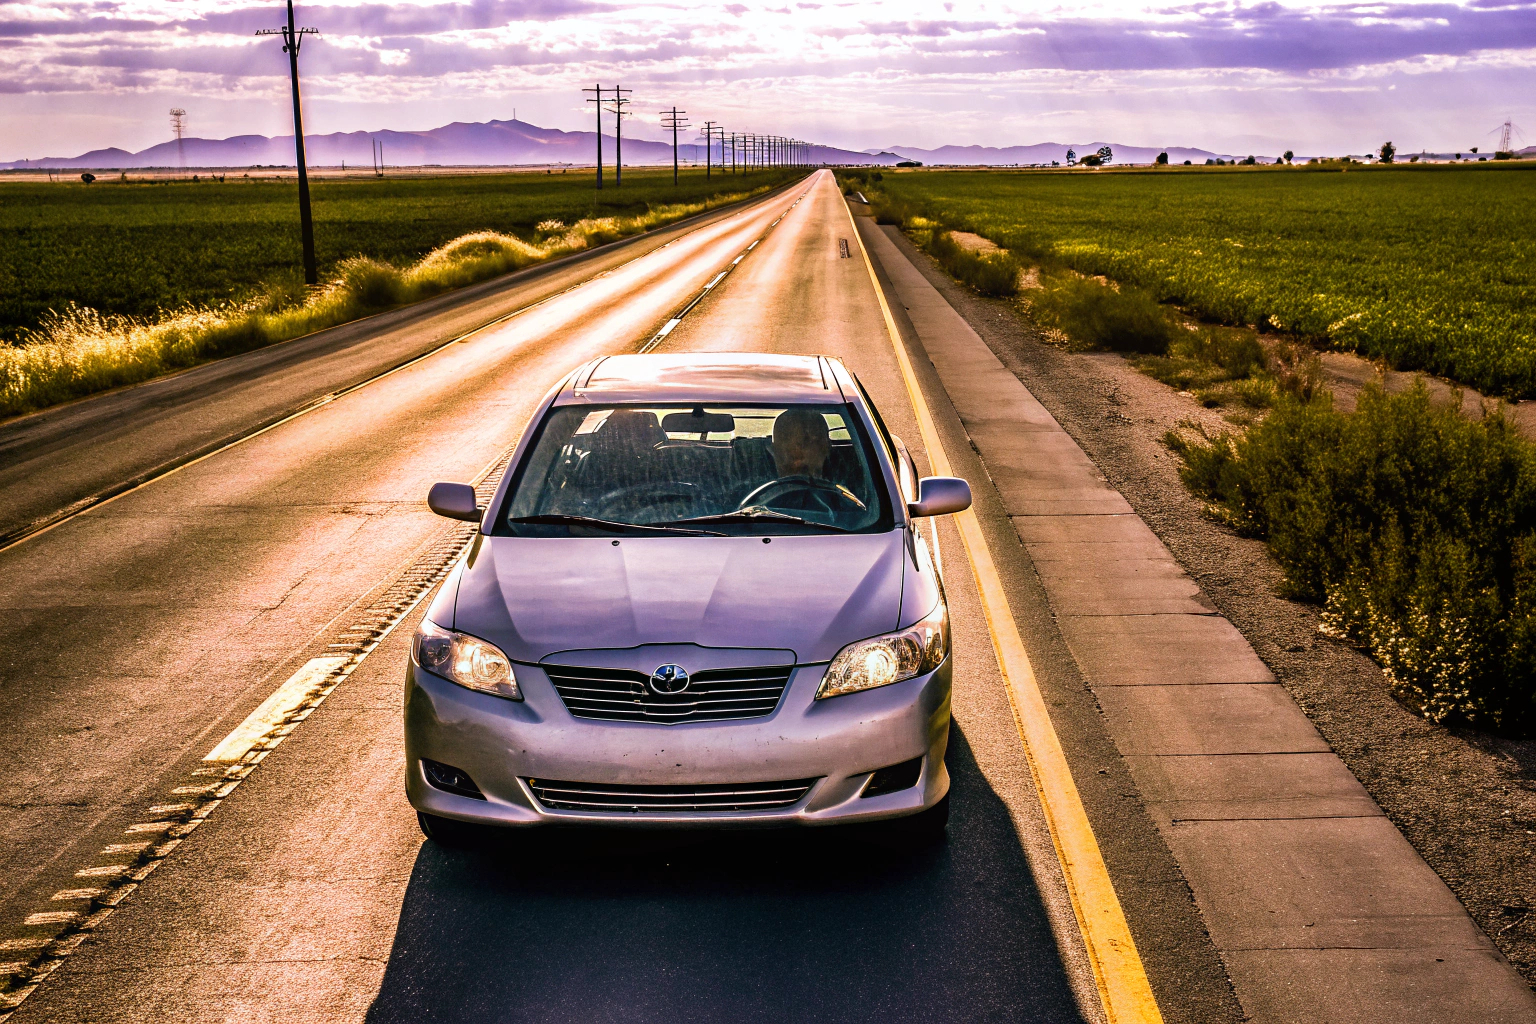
660;107;690;185
608;86;632;187
702;121;718;179
255;0;320;285
582;83;604;189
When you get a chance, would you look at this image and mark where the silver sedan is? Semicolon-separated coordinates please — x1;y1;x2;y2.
404;353;971;844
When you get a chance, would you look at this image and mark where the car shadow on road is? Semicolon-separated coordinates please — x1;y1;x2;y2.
363;725;1086;1023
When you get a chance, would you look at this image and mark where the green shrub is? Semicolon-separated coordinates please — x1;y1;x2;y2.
1167;384;1536;734
1032;276;1175;354
870;194;916;226
926;231;1021;297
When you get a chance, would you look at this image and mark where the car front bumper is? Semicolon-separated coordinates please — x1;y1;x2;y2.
404;657;952;828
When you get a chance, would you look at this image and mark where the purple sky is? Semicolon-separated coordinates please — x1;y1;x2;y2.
2;0;1531;159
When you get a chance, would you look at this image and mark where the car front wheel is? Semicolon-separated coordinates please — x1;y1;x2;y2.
889;793;949;845
417;811;487;849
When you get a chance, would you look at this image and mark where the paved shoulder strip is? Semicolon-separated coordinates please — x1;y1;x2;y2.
0;441;518;1018
844;196;1164;1024
862;220;1536;1023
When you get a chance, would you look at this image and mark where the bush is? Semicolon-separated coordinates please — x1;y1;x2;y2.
1032;276;1175;353
1167;384;1536;734
1136;327;1267;400
926;231;1021;297
870;194;916;226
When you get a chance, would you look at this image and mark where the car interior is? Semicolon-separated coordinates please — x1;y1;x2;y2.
506;404;886;531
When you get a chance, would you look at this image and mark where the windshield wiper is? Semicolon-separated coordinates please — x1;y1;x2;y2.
506;514;724;537
660;507;853;532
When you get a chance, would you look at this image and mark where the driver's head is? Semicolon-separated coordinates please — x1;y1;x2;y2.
772;408;831;478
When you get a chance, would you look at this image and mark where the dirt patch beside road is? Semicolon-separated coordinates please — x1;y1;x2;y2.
886;228;1536;985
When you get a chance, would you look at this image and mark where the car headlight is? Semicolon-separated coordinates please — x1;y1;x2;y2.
412;619;521;700
816;601;948;699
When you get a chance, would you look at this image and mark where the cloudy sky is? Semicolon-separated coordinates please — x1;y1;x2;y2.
2;0;1531;160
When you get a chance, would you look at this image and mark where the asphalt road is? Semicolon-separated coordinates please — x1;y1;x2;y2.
0;171;1102;1021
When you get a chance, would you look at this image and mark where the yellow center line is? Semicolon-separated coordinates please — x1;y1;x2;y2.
844;193;1163;1024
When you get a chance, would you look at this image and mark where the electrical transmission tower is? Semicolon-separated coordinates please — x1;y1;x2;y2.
169;108;187;170
256;0;320;285
608;87;632;186
661;107;690;185
1490;118;1524;155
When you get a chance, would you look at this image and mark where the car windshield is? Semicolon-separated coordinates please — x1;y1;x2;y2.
501;403;892;536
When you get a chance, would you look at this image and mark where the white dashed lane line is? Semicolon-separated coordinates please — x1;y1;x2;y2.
0;176;820;1018
0;440;521;1017
638;187;809;355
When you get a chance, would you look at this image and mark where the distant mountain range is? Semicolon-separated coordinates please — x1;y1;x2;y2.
871;142;1232;165
3;119;890;170
4;118;1256;170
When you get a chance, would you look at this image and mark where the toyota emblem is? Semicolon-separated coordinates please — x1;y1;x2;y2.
649;664;690;694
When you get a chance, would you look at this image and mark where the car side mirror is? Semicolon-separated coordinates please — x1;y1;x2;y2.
907;476;972;518
428;481;482;522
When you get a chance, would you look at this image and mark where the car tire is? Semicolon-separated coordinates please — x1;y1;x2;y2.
417;811;485;848
891;793;949;845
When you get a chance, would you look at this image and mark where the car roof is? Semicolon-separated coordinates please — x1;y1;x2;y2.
561;353;850;405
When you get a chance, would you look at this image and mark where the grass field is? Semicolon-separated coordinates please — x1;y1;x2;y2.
865;164;1536;398
0;167;796;417
0;167;794;340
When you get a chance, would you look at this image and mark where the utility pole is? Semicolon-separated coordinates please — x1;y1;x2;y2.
582;84;604;189
169;108;187;171
609;86;632;186
702;121;718;178
256;0;320;285
661;107;689;185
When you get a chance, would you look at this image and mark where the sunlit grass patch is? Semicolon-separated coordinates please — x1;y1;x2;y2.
0;187;772;417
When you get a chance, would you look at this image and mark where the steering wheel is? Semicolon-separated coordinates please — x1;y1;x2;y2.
594;480;706;518
737;475;866;514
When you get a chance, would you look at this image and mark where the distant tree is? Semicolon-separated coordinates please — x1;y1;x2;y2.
1097;145;1113;163
1155;151;1169;165
1240;155;1257;165
1183;159;1192;165
1205;158;1216;165
1470;146;1478;154
79;172;96;184
1283;150;1294;163
1081;154;1103;166
1065;148;1076;166
1378;141;1396;164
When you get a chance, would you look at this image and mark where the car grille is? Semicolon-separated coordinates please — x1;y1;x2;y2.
544;664;792;723
525;777;818;813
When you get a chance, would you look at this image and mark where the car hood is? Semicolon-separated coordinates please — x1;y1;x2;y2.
451;532;907;664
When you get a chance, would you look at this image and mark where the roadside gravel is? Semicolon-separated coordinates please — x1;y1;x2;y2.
887;229;1536;986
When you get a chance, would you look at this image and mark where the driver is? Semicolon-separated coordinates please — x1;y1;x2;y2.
772;408;832;479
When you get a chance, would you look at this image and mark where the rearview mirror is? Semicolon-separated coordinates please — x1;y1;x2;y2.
661;409;735;435
428;481;482;522
907;476;971;518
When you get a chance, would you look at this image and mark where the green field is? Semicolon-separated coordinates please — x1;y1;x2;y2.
0;167;794;341
869;165;1536;398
